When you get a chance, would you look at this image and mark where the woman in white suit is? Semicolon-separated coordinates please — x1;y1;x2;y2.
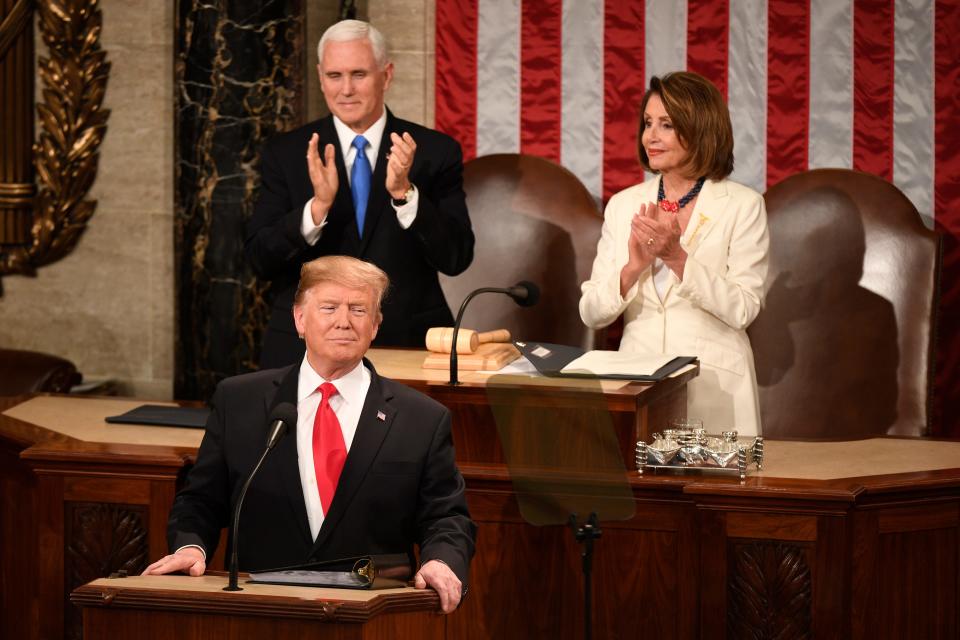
579;71;769;435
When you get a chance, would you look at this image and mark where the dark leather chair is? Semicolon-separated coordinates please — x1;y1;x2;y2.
748;169;940;439
0;348;81;395
440;154;603;349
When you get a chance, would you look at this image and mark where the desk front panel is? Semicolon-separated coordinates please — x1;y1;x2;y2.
3;395;959;640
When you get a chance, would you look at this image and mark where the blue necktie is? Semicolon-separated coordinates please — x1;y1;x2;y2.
351;135;372;236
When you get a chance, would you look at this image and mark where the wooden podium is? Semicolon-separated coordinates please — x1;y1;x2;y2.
71;574;443;639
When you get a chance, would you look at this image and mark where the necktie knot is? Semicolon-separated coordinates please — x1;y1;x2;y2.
318;382;339;403
352;135;368;153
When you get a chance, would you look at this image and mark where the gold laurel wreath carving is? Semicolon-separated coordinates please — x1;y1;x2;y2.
0;0;110;276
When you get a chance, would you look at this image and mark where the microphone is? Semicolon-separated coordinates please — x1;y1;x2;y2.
506;281;541;307
224;402;297;592
448;281;541;385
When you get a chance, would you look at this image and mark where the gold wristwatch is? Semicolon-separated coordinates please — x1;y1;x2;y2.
391;184;415;206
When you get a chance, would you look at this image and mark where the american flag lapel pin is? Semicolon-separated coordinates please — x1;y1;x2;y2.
377;410;386;422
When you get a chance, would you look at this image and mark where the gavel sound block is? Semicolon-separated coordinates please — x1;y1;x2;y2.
424;327;512;354
422;327;520;371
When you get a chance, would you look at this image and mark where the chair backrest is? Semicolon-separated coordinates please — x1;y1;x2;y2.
749;169;939;439
441;154;603;349
0;348;81;395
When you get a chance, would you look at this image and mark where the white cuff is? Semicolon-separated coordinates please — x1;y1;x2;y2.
301;198;327;245
392;184;419;229
175;544;207;561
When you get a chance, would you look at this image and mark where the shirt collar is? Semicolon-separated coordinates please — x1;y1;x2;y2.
297;357;369;405
332;109;388;158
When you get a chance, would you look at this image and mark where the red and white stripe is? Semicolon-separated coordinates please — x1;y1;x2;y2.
435;0;952;216
434;0;960;434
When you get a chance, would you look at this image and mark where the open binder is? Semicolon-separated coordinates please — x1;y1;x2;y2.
515;341;697;381
247;553;412;590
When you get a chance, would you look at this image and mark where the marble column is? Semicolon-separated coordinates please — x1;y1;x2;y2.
175;0;304;399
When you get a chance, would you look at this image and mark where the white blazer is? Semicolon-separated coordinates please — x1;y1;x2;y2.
579;177;769;436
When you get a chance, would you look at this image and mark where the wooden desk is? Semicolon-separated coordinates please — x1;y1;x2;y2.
71;575;442;639
3;386;959;639
366;348;699;467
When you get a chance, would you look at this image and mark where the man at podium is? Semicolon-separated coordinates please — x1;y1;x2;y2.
144;256;476;613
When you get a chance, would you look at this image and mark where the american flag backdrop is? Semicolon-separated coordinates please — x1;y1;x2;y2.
434;0;960;436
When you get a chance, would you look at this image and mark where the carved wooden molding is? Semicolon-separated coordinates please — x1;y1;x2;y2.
0;0;109;277
65;502;148;640
728;541;813;640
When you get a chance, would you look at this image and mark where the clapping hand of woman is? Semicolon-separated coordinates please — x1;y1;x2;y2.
620;202;659;296
632;205;687;278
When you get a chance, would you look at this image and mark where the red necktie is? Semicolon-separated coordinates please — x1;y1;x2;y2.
312;382;346;516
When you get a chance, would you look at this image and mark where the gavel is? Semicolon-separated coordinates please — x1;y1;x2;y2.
425;327;512;354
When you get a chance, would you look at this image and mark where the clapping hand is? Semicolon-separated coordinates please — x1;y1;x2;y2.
306;133;339;225
632;203;687;277
386;132;417;200
620;202;658;295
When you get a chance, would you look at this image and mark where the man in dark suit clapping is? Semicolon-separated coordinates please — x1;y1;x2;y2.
144;256;476;614
247;19;474;368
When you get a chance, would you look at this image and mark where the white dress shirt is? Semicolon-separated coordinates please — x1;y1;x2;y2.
300;109;419;243
295;357;371;540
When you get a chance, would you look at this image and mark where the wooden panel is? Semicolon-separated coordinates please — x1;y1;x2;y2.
0;439;39;640
455;482;693;639
64;477;152;503
877;502;959;534
674;496;699;639
726;512;818;542
850;510;879;640
698;509;728;639
74;575;445;639
449;402;504;464
812;516;848;640
450;519;689;640
876;527;958;639
447;397;640;471
83;608;444;639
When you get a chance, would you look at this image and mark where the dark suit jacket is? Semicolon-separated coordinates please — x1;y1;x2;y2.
246;111;475;368
166;360;476;584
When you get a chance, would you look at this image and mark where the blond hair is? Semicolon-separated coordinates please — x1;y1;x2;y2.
294;256;389;320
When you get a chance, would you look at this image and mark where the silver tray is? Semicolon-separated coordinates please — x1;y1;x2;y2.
635;429;763;480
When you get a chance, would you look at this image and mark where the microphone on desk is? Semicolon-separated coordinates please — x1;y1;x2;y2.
448;281;541;385
224;402;297;592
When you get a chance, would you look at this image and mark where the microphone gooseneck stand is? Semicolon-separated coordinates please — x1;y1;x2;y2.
569;512;602;640
449;287;503;386
223;445;274;592
448;281;540;385
224;405;295;592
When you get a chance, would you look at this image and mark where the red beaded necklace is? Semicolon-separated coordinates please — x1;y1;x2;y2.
658;176;706;213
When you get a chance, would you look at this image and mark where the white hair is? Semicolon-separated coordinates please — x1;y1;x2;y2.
317;20;389;68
